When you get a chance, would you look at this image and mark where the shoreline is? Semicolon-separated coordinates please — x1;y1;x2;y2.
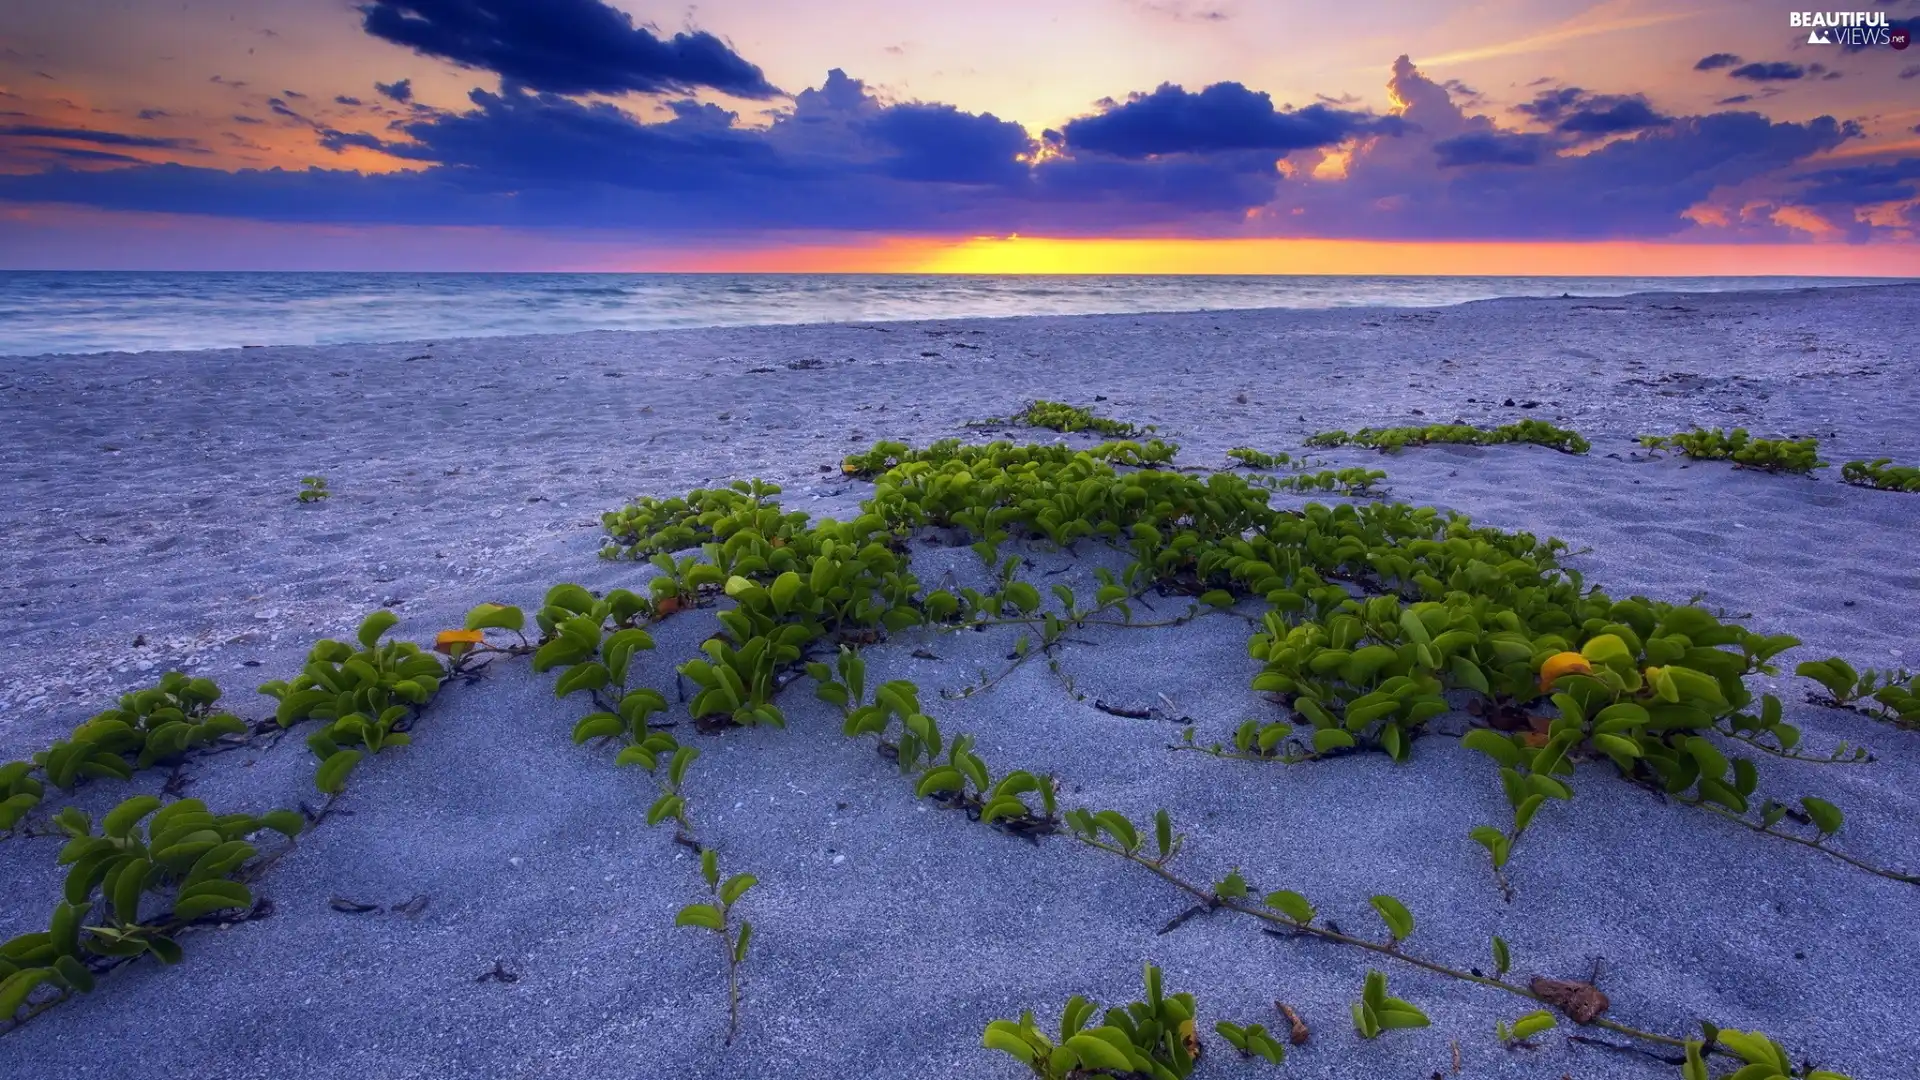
4;276;1915;362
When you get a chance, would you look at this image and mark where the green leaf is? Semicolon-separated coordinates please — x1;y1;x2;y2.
733;920;753;963
356;610;399;649
570;713;624;744
1311;728;1355;753
674;903;725;932
1461;728;1522;768
1491;935;1511;976
1369;894;1414;942
102;796;161;839
915;766;965;799
464;603;525;632
1154;809;1172;860
719;873;757;907
1265;890;1315;924
1800;796;1843;837
314;749;363;795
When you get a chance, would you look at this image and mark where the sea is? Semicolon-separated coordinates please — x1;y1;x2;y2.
0;271;1907;357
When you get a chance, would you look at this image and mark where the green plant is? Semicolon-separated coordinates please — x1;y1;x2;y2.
812;653;1057;836
1351;970;1430;1038
1495;1009;1556;1047
1065;805;1848;1073
1640;429;1825;474
2;795;300;1024
0;761;43;833
1213;1020;1286;1064
1251;467;1388;497
1308;421;1589;455
257;611;447;794
1226;447;1292;470
1683;1030;1850;1080
29;672;251;792
674;848;756;1043
1797;658;1919;729
983;962;1201;1079
1841;458;1920;492
295;476;330;503
1003;400;1147;438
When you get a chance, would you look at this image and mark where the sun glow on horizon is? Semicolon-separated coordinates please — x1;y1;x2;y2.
660;235;1920;277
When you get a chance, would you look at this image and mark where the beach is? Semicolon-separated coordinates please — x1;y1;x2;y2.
2;281;1919;1079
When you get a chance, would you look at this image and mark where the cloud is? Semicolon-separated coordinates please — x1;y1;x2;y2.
135;109;169;120
0;124;199;150
1902;65;1920;80
1729;62;1805;82
1433;131;1547;166
1693;53;1742;70
335;94;364;106
359;0;779;99
0;60;1884;243
1793;158;1920;206
375;78;413;103
1057;81;1399;158
1514;87;1670;136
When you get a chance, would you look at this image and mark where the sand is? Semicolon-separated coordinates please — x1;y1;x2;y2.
2;283;1919;1079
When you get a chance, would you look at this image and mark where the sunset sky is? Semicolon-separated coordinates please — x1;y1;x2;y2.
2;0;1918;273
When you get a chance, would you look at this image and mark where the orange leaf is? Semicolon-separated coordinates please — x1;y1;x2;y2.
656;596;686;616
434;629;485;654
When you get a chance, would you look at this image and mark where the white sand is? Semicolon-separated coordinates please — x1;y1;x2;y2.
2;283;1918;1078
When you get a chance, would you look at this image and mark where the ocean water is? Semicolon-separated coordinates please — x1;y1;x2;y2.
0;271;1907;357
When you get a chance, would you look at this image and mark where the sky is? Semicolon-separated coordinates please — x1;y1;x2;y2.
1;0;1918;273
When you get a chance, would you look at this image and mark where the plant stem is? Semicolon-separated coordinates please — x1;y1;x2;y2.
1070;833;1692;1051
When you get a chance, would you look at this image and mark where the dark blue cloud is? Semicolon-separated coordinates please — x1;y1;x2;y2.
1693;53;1742;71
1555;97;1671;135
1729;62;1805;82
375;78;413;103
0;125;200;150
1793;158;1920;206
43;147;147;164
1513;87;1583;122
335;94;364;106
359;0;779;99
1433;132;1546;167
867;104;1032;184
1058;82;1398;158
1516;87;1671;135
136;109;170;121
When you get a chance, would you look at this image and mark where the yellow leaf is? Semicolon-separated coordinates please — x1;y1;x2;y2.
1536;652;1592;692
434;629;485;655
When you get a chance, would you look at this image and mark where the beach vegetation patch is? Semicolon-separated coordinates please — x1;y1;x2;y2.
1226;447;1294;470
1797;657;1920;729
967;400;1150;439
1639;429;1825;474
1840;458;1920;492
1;795;299;1026
258;610;447;794
295;476;330;503
1307;421;1590;455
983;962;1203;1078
